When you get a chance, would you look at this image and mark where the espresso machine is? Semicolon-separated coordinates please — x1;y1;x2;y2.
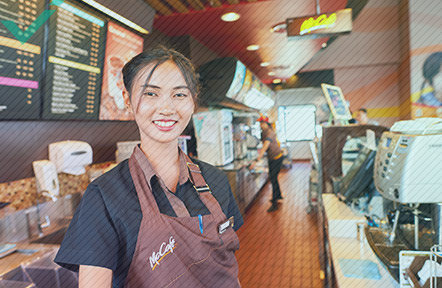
374;118;442;249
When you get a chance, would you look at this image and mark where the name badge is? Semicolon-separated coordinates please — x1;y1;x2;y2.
218;216;234;234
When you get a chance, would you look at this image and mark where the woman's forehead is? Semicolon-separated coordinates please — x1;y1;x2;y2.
134;60;185;86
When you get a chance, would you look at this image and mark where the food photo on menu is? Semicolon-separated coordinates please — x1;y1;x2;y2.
99;22;144;121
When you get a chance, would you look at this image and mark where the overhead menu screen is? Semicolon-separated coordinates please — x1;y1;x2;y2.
43;0;106;120
0;0;45;119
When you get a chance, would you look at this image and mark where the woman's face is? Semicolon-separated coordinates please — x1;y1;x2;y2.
123;60;195;145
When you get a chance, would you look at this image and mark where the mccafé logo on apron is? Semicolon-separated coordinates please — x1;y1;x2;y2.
149;236;177;271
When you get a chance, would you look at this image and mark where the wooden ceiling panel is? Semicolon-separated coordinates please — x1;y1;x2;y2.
164;0;189;13
187;0;205;10
144;0;173;16
208;0;222;7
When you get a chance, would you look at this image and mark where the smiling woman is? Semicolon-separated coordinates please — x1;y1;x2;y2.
54;46;244;288
123;60;195;146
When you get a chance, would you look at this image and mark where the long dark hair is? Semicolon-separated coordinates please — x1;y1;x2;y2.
122;46;201;101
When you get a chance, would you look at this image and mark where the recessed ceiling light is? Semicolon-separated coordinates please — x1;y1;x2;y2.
221;12;240;22
273;79;282;84
246;45;260;51
268;71;276;76
260;62;270;67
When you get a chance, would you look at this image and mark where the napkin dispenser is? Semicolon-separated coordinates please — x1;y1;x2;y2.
32;160;60;196
49;141;93;175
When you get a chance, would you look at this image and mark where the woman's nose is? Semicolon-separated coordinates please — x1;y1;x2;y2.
158;95;175;114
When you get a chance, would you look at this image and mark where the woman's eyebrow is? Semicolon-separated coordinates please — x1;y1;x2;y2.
141;84;161;89
173;85;190;90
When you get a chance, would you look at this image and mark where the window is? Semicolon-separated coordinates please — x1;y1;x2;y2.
278;105;317;142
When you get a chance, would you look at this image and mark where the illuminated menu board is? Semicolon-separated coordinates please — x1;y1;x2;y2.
0;0;44;119
42;0;105;120
99;22;143;121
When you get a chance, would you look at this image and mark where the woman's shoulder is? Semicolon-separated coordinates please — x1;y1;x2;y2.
91;160;132;187
88;160;137;208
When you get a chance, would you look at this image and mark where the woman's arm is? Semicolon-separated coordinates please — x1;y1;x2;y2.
79;265;113;288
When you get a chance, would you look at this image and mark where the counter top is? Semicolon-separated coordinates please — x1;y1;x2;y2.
221;158;253;171
0;220;70;277
322;194;399;288
0;243;57;276
220;157;269;172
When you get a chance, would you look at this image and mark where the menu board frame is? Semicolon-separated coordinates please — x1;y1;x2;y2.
0;0;146;121
41;0;107;120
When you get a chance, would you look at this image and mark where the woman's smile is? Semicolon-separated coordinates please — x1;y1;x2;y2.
153;120;178;131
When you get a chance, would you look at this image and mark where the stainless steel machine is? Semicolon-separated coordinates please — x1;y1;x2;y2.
374;118;442;249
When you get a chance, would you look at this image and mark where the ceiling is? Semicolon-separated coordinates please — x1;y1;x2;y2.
143;0;348;84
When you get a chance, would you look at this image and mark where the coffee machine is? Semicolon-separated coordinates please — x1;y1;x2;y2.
374;118;442;248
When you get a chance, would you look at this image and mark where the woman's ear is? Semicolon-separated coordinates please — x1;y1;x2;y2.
122;88;132;112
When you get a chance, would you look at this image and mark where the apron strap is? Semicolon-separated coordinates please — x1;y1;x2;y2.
183;154;211;193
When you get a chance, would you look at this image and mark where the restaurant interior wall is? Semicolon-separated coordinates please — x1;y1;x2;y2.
301;0;402;127
275;88;328;160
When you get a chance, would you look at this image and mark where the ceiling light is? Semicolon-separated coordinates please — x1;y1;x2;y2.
260;62;270;67
322;42;327;48
268;71;276;76
80;0;149;34
221;12;240;22
246;45;260;51
272;79;282;84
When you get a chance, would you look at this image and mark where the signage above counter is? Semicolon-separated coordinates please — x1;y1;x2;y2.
286;8;352;39
0;0;45;119
0;0;153;121
198;57;275;111
42;0;106;120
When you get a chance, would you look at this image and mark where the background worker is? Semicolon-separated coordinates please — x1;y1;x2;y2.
249;116;284;212
356;108;379;125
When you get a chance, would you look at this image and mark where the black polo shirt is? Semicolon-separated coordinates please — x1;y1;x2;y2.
54;157;243;288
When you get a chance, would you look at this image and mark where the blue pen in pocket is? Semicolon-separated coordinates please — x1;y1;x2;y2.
198;214;203;234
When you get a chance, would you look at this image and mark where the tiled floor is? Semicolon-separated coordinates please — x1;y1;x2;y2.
236;162;323;288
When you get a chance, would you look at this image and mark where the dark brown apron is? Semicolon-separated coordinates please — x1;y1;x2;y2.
125;152;241;288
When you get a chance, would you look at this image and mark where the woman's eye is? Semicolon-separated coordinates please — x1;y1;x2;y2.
143;91;157;97
174;93;187;98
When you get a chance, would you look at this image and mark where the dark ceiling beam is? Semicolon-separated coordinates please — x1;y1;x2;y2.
144;0;173;15
164;0;189;13
187;0;205;10
208;0;222;7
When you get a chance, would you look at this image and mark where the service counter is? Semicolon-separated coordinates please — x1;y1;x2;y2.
222;158;268;215
320;194;399;288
